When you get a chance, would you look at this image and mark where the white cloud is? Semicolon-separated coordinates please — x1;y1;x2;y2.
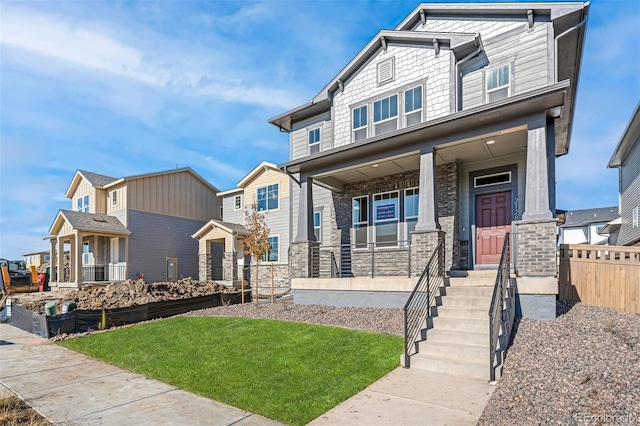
0;6;301;110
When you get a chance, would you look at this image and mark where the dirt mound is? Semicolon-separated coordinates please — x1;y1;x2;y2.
18;278;231;313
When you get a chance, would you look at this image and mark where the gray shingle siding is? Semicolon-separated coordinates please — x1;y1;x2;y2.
619;136;640;245
127;209;206;282
290;112;332;160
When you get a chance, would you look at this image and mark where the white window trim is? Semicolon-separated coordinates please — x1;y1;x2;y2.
373;190;400;246
404;86;424;126
633;206;639;228
234;194;243;211
352;105;368;142
485;63;512;102
474;171;512;188
257;184;279;212
314;211;322;243
308;127;321;155
404;187;419;220
373;95;398;124
377;57;395;86
262;235;280;263
352;195;369;246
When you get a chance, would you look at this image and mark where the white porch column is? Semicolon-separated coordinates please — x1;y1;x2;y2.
522;119;553;221
295;176;316;242
75;232;83;286
415;148;440;231
49;239;57;282
57;237;64;282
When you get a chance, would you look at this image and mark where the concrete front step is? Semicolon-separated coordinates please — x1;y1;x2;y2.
442;286;494;297
438;295;491;309
428;328;488;346
448;276;497;287
408;354;489;380
417;341;488;364
432;316;489;333
433;305;488;319
450;270;498;279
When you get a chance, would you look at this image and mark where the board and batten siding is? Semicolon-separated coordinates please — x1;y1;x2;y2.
222;193;244;224
461;23;551;110
458;154;526;241
126;171;219;222
107;183;127;214
127;210;205;283
71;177;98;213
290;111;332;160
618;136;640;246
108;209;127;228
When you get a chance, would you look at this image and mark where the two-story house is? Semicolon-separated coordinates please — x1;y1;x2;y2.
559;207;619;245
270;2;589;320
23;251;50;269
606;103;640;246
191;162;291;287
47;168;220;287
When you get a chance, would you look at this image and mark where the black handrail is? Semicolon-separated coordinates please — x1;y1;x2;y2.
403;236;444;368
488;233;511;382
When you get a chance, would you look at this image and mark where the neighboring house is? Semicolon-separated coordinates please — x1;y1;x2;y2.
606;102;640;246
270;2;589;319
47;168;220;287
559;207;619;245
23;251;50;269
192;162;290;287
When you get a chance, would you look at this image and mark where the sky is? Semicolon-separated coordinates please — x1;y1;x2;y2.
1;0;639;259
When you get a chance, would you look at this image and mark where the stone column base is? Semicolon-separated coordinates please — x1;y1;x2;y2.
514;219;558;277
223;252;238;281
198;254;211;282
290;241;320;278
410;230;445;277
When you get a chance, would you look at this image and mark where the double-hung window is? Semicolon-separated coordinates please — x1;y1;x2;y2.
308;128;321;154
373;191;399;246
111;190;117;206
373;94;398;136
353;106;368;142
405;188;419;241
262;236;279;262
486;64;510;102
404;86;423;127
314;211;322;242
77;195;89;213
352;196;368;247
633;206;639;228
257;184;278;211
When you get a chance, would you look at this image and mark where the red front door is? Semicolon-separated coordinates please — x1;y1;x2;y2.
475;191;511;265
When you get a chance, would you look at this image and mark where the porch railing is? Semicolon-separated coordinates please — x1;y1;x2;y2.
488;233;511;382
82;264;126;282
403;236;444;368
310;241;412;278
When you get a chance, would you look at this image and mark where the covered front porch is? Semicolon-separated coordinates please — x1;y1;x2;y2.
283;86;565;312
47;210;130;288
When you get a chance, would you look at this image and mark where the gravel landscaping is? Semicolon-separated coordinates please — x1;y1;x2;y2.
185;297;404;336
478;301;640;425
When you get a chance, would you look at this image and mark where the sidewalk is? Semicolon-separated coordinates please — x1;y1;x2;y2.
309;367;495;425
0;323;282;426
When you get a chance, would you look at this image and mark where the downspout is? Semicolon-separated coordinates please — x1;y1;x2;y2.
554;14;588;83
454;34;482;112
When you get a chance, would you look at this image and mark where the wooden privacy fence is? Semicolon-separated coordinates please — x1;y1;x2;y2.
559;244;640;314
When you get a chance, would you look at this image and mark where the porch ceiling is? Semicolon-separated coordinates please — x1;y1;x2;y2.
314;128;527;187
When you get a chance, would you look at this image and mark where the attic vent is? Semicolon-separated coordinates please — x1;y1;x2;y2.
93;217;108;223
377;58;394;85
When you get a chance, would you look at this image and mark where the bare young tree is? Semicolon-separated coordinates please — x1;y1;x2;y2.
243;200;270;303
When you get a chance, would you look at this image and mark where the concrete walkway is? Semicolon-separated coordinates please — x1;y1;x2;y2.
309;367;495;426
2;322;494;425
0;323;283;426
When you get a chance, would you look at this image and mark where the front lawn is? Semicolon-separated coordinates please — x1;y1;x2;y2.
58;317;402;425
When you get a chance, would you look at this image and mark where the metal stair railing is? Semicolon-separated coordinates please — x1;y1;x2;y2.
488;233;511;382
403;237;444;368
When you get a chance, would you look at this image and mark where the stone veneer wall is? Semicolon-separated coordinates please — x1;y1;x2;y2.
198;254;211;282
223;252;238;281
247;264;289;289
330;163;459;273
410;231;445;277
515;219;558;276
290;241;320;278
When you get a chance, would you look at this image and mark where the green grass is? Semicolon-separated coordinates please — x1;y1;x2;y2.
58;317;402;425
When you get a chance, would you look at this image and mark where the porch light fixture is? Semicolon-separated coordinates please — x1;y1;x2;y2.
372;164;379;168
486;139;496;145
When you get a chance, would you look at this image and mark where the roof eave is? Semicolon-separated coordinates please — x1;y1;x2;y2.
608;102;640;168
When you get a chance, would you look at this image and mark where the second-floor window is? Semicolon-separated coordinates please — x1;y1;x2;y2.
77;195;89;213
404;86;423;127
308;128;321;154
112;190;117;206
486;64;511;102
353;105;368;142
234;195;242;210
257;184;278;211
373;94;398;136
